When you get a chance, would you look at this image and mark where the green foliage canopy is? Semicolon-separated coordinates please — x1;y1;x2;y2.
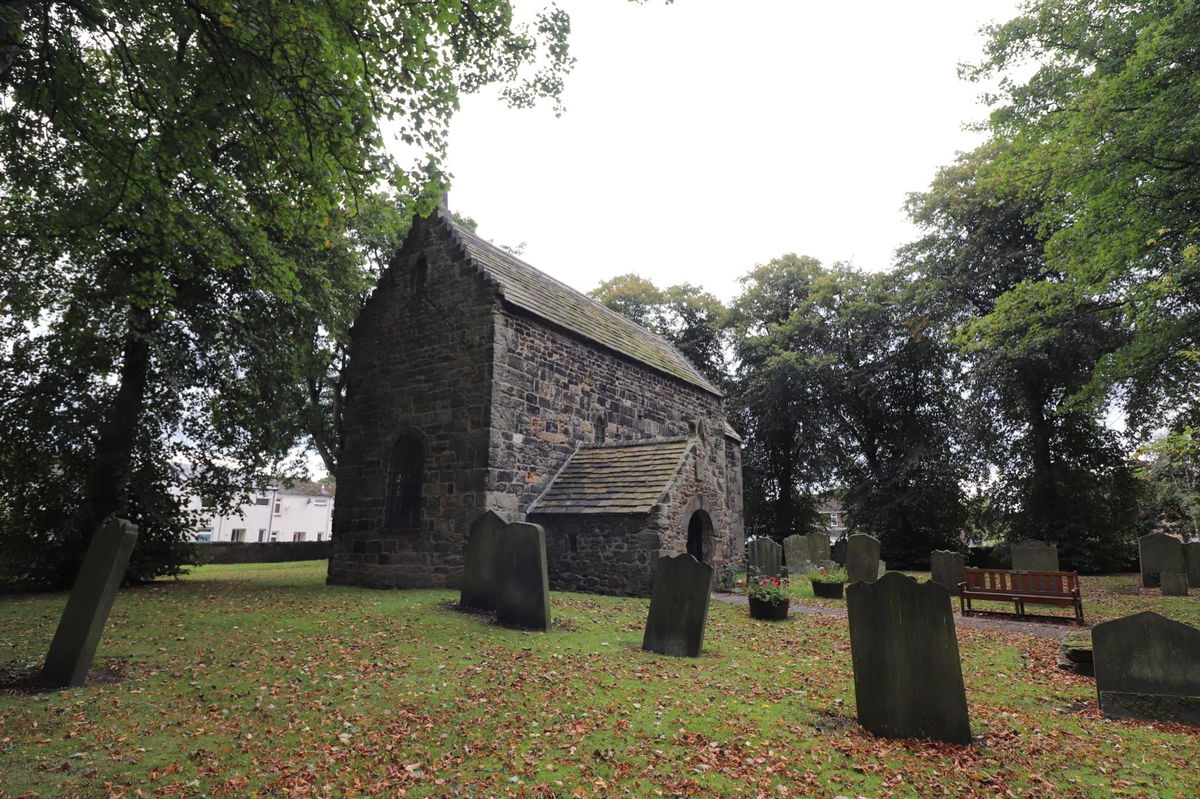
967;0;1200;426
0;0;574;586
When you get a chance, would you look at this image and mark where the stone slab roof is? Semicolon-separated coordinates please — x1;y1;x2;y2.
528;437;693;514
437;212;721;396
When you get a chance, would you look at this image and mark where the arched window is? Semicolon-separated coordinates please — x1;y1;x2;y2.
385;434;423;530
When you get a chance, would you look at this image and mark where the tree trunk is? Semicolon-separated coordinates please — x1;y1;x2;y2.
1022;375;1058;538
65;304;155;568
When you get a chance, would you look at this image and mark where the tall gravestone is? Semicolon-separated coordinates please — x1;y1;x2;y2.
806;532;831;565
782;535;809;575
642;554;713;657
1161;572;1190;597
1139;532;1185;589
847;573;971;744
831;537;848;566
494;522;551;631
1011;540;1059;572
1093;611;1200;725
42;518;140;688
460;510;507;611
846;534;881;584
930;550;965;595
747;538;783;578
1183;542;1200;589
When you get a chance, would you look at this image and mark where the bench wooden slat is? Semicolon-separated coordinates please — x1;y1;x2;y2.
958;567;1084;624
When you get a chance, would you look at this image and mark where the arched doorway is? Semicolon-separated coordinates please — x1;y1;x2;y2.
687;510;713;563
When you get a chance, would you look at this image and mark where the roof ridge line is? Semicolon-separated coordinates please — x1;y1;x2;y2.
431;210;722;397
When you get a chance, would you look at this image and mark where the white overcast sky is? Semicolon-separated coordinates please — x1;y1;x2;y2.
434;0;1024;303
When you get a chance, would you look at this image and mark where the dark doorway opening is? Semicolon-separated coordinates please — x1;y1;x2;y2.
687;510;712;563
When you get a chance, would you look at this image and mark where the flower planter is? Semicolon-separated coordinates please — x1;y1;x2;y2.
748;597;790;620
811;581;845;599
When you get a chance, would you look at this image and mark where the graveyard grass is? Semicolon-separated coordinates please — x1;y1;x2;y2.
1;564;1198;798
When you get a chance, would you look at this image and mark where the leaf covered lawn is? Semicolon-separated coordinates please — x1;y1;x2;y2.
0;561;1196;798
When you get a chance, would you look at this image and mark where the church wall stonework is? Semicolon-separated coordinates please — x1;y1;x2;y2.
329;212;745;593
487;307;744;575
328;218;495;589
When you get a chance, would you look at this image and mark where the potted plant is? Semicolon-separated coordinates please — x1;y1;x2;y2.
747;575;790;620
807;565;848;599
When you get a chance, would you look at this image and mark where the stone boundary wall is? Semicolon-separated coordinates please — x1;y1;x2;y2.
193;541;331;564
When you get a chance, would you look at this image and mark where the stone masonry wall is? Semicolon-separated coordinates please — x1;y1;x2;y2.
487;307;745;581
328;216;495;589
532;512;658;596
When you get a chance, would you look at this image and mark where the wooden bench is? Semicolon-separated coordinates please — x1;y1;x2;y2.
959;568;1084;624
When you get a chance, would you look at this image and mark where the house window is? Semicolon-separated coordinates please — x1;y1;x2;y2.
269;530;278;542
594;414;607;444
258;529;266;542
317;532;324;542
311;497;328;506
273;500;281;516
293;531;305;542
384;434;423;531
231;528;246;543
195;531;212;542
255;493;270;506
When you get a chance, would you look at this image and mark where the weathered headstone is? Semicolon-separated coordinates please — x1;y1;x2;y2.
1011;540;1059;572
1139;532;1185;589
1184;542;1200;589
930;550;965;595
1093;611;1200;725
460;510;507;611
806;532;831;565
42;518;140;688
747;537;783;578
846;534;881;585
831;537;848;566
783;535;809;575
1162;571;1190;597
642;554;713;657
494;522;551;631
847;572;971;744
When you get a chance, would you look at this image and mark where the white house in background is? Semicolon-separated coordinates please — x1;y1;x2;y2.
818;500;849;540
188;482;335;543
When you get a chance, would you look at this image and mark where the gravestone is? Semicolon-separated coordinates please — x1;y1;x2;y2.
806;532;831;565
1162;571;1190;597
930;550;965;595
1011;540;1059;572
1139;532;1185;588
747;537;783;578
42;518;140;688
847;572;971;744
494;522;551;631
831;537;848;565
846;534;881;584
783;535;809;575
1093;611;1200;725
460;510;507;611
1184;542;1200;588
642;554;713;657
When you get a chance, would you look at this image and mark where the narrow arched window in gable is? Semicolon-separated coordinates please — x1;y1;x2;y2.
384;434;423;531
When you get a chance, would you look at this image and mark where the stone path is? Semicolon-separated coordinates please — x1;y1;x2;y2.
712;592;1083;640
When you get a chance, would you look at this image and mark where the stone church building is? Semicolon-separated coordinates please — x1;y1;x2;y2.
327;206;744;596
